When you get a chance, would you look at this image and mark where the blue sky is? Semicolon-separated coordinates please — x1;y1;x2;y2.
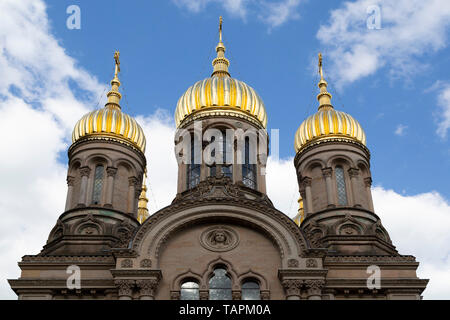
0;0;450;299
46;0;449;198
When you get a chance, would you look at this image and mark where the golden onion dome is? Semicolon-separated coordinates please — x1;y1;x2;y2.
71;51;146;153
174;17;267;129
294;53;366;153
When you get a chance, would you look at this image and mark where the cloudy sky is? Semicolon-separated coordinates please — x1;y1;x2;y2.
0;0;449;299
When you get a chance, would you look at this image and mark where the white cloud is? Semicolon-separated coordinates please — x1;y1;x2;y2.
436;84;450;139
258;0;301;30
136;110;178;213
394;124;408;136
317;0;450;87
172;0;303;28
0;0;103;299
173;0;248;19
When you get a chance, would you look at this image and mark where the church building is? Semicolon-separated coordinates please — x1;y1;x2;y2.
8;18;428;300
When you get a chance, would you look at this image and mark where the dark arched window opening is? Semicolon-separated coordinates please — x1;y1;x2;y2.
242;137;257;189
242;280;260;300
180;280;199;300
209;267;232;300
187;135;200;189
335;166;348;205
209;132;232;179
92;165;104;204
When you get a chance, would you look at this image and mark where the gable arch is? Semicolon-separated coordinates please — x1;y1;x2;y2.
131;203;309;269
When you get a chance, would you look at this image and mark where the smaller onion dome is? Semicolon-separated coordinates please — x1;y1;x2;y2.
71;51;146;153
294;53;366;153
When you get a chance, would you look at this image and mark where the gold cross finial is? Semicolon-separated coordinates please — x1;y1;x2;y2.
114;50;120;78
318;52;323;80
219;16;223;42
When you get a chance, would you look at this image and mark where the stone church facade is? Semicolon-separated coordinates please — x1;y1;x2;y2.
9;20;428;300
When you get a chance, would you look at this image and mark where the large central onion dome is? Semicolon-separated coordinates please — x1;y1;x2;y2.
174;17;267;129
294;53;366;153
71;52;146;153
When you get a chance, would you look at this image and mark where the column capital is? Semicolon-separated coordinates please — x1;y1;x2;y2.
305;279;325;298
348;167;360;178
364;176;373;187
114;279;135;298
106;167;118;177
136;279;159;298
322;167;332;178
301;176;312;187
281;279;303;297
79;166;91;177
128;176;138;186
67;175;75;186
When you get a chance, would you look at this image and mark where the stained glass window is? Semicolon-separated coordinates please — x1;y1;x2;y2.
209;268;232;300
242;137;257;189
92;165;104;204
242;280;260;300
335;166;348;205
180;281;199;300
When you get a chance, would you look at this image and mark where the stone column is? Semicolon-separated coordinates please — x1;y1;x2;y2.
348;168;361;207
105;167;117;208
199;291;209;300
281;279;303;300
136;279;159;300
301;177;313;215
232;291;241;300
305;280;325;300
322;167;335;208
65;176;75;211
78;167;91;207
258;153;267;194
115;279;134;300
127;177;138;214
364;177;374;211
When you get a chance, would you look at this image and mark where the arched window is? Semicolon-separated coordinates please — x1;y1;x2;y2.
209;132;232;179
92;165;104;204
187;135;200;189
241;280;260;300
180;280;199;300
242;137;257;189
335;166;348;205
209;267;232;300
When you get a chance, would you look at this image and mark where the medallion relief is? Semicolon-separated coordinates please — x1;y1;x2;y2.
199;226;239;252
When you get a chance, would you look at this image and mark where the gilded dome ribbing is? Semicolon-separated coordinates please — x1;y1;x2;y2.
71;51;146;153
294;53;366;153
174;17;267;129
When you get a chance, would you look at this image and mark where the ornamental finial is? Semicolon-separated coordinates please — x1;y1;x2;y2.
219;16;223;42
105;50;122;109
317;52;333;111
114;51;120;78
211;16;230;77
318;52;324;81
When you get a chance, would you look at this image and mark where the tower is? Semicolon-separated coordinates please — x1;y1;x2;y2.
294;53;395;255
174;16;268;196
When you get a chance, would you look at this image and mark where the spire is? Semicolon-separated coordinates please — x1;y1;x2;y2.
105;50;122;109
293;196;305;226
211;16;230;77
317;52;333;111
137;169;149;224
